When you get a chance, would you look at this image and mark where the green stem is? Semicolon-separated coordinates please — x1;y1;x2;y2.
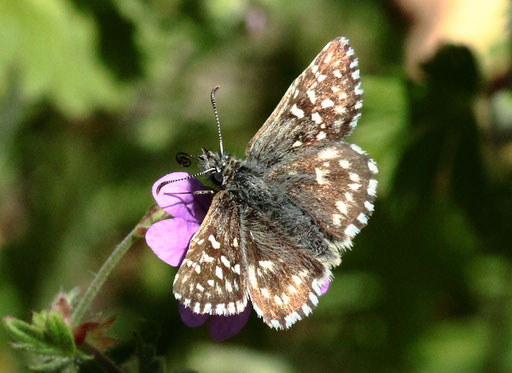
70;204;167;326
71;227;139;326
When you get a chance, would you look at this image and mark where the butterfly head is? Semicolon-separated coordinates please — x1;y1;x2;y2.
199;149;240;188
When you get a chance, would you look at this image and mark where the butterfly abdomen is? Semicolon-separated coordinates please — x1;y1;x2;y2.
228;161;338;265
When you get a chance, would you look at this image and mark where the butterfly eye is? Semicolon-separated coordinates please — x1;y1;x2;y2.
212;172;224;185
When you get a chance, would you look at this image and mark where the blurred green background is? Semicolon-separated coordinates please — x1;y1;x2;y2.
1;0;511;372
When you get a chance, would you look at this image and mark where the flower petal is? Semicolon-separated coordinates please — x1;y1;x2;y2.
145;218;200;266
320;279;330;295
208;303;252;342
178;303;209;327
152;172;211;222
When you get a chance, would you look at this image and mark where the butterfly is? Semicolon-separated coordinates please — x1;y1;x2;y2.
168;37;377;329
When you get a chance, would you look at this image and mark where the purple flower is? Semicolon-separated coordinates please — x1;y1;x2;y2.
145;172;251;341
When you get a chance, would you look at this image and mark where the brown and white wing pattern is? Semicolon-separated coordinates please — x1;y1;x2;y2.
173;191;248;316
269;141;378;255
246;37;363;166
241;215;331;329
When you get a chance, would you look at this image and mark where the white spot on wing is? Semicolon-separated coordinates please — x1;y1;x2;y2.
349;173;360;182
249;266;257;286
321;98;334;108
357;213;368;225
316;131;326;140
259;260;275;271
306;89;317;104
302;304;312;315
292;140;302;147
350;144;364;154
227;302;236;314
339;159;351;169
215;266;223;280
368;179;378;196
309;293;319;305
349;183;361;191
345;224;360;238
216;304;226;314
319;148;338;160
315;168;328;184
200;252;214;263
208;235;221;249
291;104;304;118
333;69;342;78
317;74;326;82
312;112;323;124
365;201;374;212
233;264;241;274
355;82;364;95
261;288;270;298
193;303;201;313
368;160;378;174
220;256;230;268
336;200;348;214
225;280;232;293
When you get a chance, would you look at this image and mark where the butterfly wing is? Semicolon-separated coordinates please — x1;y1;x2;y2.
241;213;330;329
246;37;363;166
269;141;378;257
173;191;248;316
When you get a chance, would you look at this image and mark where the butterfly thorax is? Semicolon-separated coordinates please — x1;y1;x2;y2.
199;149;242;188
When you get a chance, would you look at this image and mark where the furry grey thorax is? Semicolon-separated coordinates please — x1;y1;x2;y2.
198;149;337;265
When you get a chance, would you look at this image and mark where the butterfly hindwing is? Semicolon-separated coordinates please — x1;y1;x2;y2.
173;191;248;316
241;217;330;329
246;37;363;165
269;141;378;255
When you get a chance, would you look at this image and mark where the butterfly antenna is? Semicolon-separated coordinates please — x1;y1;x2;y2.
211;86;224;156
156;168;216;194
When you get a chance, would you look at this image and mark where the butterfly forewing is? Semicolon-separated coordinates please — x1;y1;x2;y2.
269;142;378;254
247;37;363;165
242;219;330;329
173;191;248;316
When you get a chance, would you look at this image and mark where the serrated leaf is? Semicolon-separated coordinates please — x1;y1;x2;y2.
3;316;46;344
45;311;75;355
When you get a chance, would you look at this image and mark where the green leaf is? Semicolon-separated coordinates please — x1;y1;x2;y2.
3;316;46;344
45;311;75;356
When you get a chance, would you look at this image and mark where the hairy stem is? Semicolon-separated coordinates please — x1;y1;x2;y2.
70;205;167;326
